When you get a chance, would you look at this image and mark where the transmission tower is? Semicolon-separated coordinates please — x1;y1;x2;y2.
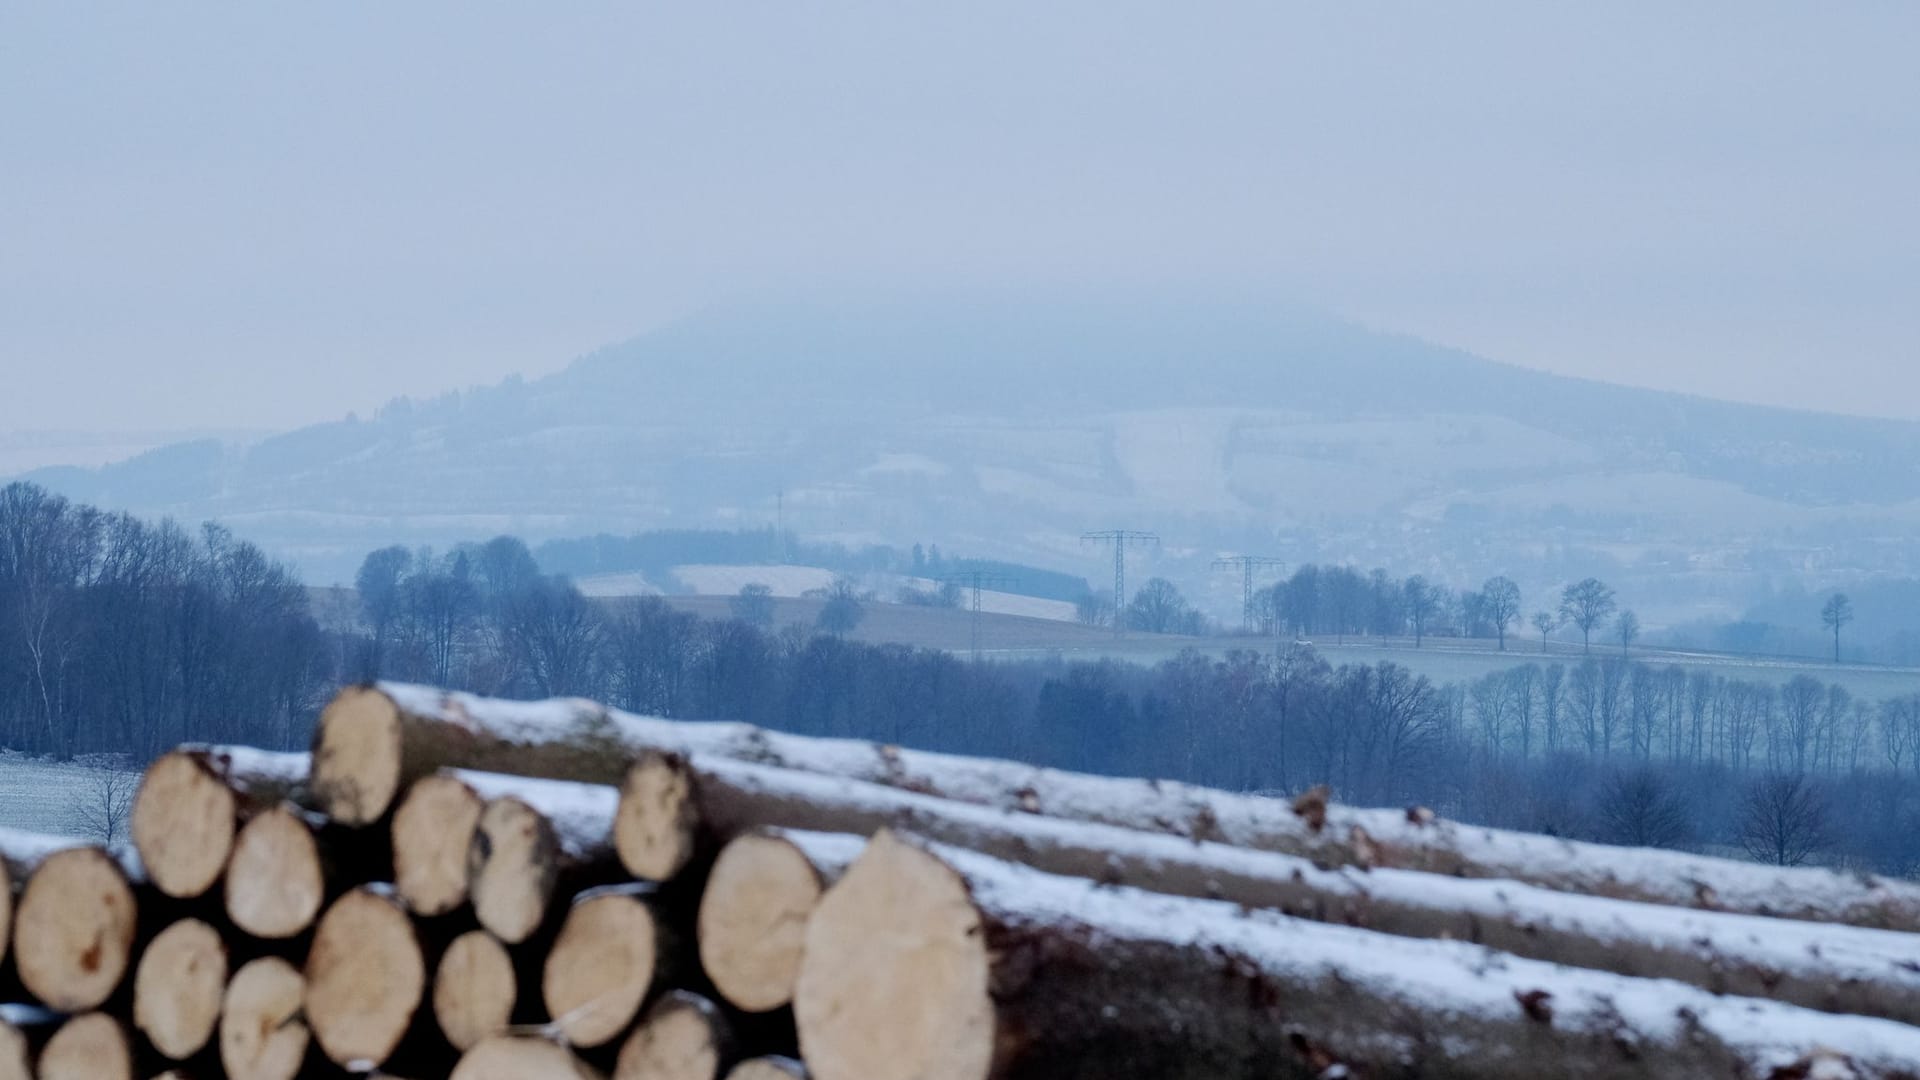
1081;530;1159;636
941;570;1016;661
1212;555;1286;634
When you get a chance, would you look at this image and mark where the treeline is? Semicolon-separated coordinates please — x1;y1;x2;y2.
532;527;1090;602
0;482;326;758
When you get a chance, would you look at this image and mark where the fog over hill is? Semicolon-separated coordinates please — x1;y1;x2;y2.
21;293;1920;622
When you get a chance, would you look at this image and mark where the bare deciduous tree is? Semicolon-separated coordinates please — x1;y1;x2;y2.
1531;611;1557;654
1480;576;1521;651
1615;610;1640;656
70;754;138;845
1595;767;1691;849
1404;576;1439;648
729;583;776;629
1558;578;1617;654
1739;773;1830;867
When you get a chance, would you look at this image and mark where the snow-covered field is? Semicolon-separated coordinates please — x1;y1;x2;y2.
0;751;134;839
581;564;1081;623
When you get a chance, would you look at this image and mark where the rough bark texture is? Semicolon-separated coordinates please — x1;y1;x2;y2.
372;681;1920;930
795;830;1920;1080
681;758;1920;1025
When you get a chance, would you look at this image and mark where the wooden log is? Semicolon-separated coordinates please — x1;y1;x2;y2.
540;886;659;1050
795;829;1920;1080
303;886;425;1070
696;831;862;1014
613;751;701;881
450;1035;602;1080
727;1058;808;1080
677;757;1920;1026
130;747;307;901
391;774;485;917
612;991;732;1080
432;930;516;1053
0;1005;48;1080
133;918;226;1061
10;843;139;1012
38;1012;134;1080
223;806;327;940
366;681;1920;930
459;771;622;945
219;957;309;1080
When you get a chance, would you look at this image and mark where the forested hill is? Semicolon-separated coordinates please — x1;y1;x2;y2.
21;293;1920;602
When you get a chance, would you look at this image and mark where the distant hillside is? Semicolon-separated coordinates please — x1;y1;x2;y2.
22;292;1920;619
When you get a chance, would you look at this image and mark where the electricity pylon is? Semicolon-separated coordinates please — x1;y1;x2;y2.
1212;555;1286;634
1081;530;1159;636
941;570;1016;661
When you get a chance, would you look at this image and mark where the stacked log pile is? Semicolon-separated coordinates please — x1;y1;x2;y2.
6;681;1920;1078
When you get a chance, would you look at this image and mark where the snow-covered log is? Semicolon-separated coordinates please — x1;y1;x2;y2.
795;829;1920;1080
612;990;733;1080
357;682;1920;930
130;746;308;901
678;757;1920;1025
458;771;623;945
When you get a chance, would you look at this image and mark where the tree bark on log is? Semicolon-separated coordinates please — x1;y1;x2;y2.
450;1035;603;1080
795;829;1920;1080
697;831;863;1014
363;681;1920;930
303;886;424;1070
613;990;732;1080
432;930;517;1054
678;758;1920;1026
219;957;309;1080
132;918;226;1061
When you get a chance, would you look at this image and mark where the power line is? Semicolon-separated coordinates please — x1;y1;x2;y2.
1211;555;1287;634
940;570;1016;662
1081;530;1159;636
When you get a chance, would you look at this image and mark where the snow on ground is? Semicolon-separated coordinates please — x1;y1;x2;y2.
0;751;134;839
670;564;839;597
896;576;1077;622
574;571;664;598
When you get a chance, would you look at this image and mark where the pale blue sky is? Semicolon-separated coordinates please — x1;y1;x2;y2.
2;3;1916;431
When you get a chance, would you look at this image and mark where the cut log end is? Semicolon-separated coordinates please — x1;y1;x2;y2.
392;774;484;916
311;684;405;827
14;847;139;1013
225;806;325;939
0;1020;27;1080
0;859;11;971
433;930;517;1052
132;750;238;899
221;956;310;1080
469;796;560;945
134;918;227;1061
450;1035;601;1080
615;751;700;881
699;833;829;1013
795;831;991;1080
38;1013;133;1080
614;991;729;1080
542;892;658;1049
728;1058;809;1080
304;887;425;1069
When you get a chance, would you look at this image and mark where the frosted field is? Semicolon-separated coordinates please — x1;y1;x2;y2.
586;564;1082;623
0;752;134;839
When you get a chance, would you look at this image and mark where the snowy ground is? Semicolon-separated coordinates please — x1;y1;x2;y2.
584;564;1081;623
0;751;136;840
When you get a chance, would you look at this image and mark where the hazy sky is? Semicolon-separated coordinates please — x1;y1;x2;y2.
3;4;1917;433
